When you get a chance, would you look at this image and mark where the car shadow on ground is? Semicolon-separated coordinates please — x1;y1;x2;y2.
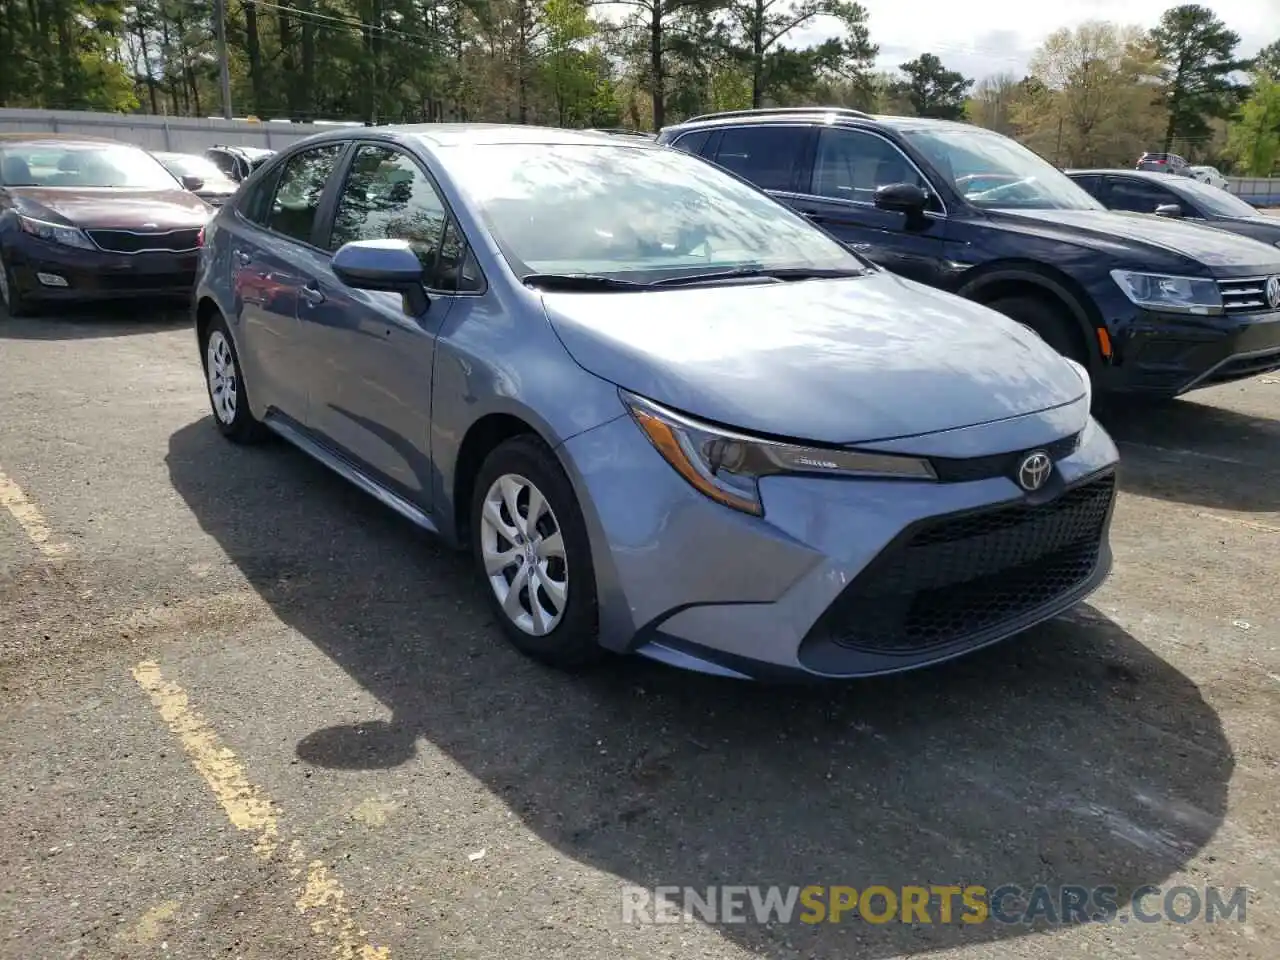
1095;395;1280;513
167;419;1232;957
0;300;190;340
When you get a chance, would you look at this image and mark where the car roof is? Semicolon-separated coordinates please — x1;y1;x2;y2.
392;123;663;148
659;108;974;135
1066;168;1194;181
0;133;123;147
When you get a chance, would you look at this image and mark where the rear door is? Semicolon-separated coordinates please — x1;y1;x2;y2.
300;141;479;508
228;141;346;423
787;126;952;286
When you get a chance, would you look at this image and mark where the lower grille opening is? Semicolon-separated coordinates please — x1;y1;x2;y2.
811;474;1115;656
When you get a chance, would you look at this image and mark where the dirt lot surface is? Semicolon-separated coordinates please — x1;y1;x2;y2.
1;307;1277;959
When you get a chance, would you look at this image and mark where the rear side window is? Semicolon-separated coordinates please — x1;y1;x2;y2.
712;126;805;192
670;129;711;156
266;143;344;244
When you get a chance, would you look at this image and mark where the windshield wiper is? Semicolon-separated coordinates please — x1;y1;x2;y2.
649;266;866;287
522;273;646;291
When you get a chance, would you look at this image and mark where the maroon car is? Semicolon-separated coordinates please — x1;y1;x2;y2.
0;134;212;316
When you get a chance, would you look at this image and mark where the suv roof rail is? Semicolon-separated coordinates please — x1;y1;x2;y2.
682;106;872;124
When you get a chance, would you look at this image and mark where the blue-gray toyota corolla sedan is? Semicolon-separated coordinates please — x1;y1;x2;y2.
192;124;1119;680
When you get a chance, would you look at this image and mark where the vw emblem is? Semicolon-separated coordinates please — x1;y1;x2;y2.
1017;451;1053;492
1267;276;1280;310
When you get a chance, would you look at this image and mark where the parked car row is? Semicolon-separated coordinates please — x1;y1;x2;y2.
0;134;274;315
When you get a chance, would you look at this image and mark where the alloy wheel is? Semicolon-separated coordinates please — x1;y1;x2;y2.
206;330;238;425
479;473;569;636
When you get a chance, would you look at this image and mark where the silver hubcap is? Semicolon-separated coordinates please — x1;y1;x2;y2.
480;473;568;636
206;330;238;425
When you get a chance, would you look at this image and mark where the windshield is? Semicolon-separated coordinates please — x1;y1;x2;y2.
157;153;227;182
1175;178;1258;218
0;142;181;189
442;142;868;282
899;127;1105;211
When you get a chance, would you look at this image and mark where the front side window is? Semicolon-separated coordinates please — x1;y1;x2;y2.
0;142;181;189
899;126;1104;211
266;143;343;244
442;141;868;282
670;129;711;156
812;129;931;206
1107;178;1179;214
328;145;448;275
712;126;805;192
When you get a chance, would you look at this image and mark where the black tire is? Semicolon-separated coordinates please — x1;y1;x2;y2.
0;255;34;318
201;312;269;443
987;295;1089;368
471;435;604;669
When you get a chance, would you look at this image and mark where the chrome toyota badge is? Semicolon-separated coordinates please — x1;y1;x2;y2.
1017;451;1052;492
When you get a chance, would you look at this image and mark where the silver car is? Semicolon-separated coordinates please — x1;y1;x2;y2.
193;124;1119;680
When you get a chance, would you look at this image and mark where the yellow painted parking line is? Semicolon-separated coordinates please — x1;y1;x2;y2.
0;465;70;559
132;660;391;959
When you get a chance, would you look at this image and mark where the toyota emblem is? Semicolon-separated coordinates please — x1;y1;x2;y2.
1267;276;1280;310
1017;451;1053;492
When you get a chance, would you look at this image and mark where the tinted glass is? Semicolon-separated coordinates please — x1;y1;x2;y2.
1107;177;1178;214
670;129;711;156
1168;177;1257;218
328;146;449;275
0;142;178;189
812;129;929;204
713;126;805;192
266;144;343;243
1069;174;1102;197
899;126;1103;210
437;219;484;293
443;142;866;282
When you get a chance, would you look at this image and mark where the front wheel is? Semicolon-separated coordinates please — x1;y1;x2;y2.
471;436;603;669
202;314;268;443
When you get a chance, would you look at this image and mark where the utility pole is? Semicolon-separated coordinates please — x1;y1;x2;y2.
215;0;233;119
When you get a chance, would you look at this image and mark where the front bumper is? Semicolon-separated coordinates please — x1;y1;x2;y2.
559;400;1119;681
4;233;198;303
1101;304;1280;396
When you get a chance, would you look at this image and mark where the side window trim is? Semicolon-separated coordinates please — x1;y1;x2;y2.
330;138;487;297
808;126;947;217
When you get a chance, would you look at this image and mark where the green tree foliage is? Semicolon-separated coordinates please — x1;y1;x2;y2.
1227;72;1280;175
1151;4;1247;153
1252;39;1280;81
897;52;972;120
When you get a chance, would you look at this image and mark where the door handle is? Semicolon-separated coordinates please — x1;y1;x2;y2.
233;249;252;266
299;283;325;307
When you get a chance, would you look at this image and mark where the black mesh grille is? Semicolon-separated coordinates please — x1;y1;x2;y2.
929;432;1081;484
87;229;201;254
814;473;1115;655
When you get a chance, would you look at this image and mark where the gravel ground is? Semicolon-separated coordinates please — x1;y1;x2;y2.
0;306;1276;960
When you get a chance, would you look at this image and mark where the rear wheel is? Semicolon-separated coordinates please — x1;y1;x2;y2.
987;295;1089;368
202;314;268;443
0;255;33;318
471;435;603;669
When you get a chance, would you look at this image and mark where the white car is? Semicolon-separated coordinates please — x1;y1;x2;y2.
1189;165;1229;190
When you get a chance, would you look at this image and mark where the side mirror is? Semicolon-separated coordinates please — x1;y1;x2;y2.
874;182;929;216
1154;203;1183;218
332;239;429;315
180;174;205;192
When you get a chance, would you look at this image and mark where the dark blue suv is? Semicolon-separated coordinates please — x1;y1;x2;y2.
657;108;1280;397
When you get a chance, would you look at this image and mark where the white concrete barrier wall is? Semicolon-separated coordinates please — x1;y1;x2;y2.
0;107;339;154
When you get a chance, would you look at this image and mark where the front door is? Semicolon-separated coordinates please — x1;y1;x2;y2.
788;127;952;287
300;143;466;510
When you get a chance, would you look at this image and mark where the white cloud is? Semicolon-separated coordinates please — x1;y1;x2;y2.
789;0;1280;81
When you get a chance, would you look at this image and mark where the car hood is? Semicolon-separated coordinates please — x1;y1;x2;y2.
542;271;1086;446
987;207;1280;275
6;186;211;229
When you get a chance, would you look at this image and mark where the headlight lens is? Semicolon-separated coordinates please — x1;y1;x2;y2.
17;214;95;250
1110;269;1221;315
622;391;936;516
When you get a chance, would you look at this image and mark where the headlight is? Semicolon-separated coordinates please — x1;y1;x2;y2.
1110;269;1221;315
17;214;95;250
622;391;936;517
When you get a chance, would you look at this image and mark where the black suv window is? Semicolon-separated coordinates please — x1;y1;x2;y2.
267;143;344;244
812;128;930;206
670;129;711;156
329;144;482;292
1106;177;1178;214
712;126;804;192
